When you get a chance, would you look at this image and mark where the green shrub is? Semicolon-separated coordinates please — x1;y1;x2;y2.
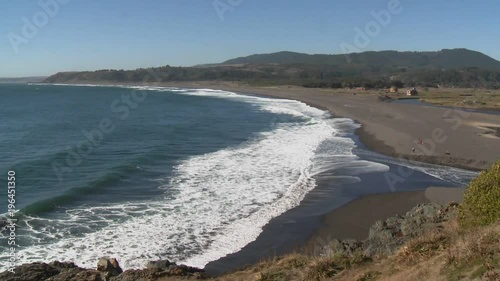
459;161;500;228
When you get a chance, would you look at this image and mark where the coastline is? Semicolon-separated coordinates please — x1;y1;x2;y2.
304;187;464;247
37;80;500;170
154;81;500;171
149;82;485;274
18;81;488;277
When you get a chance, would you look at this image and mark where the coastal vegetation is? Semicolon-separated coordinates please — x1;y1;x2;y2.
418;88;500;110
348;87;500;110
459;161;500;228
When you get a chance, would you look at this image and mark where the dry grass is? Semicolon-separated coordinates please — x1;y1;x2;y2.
396;232;449;264
216;220;499;281
318;87;500;110
304;252;371;281
419;88;500;109
216;254;310;281
340;220;500;281
444;223;500;280
355;270;381;281
218;251;371;281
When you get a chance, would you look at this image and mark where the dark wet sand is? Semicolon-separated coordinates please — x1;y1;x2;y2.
49;81;480;277
303;187;464;252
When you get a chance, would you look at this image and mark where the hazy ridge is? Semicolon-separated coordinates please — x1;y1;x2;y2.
43;49;500;89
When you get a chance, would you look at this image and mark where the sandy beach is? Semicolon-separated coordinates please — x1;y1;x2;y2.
159;81;494;274
41;81;494;275
303;187;464;250
160;81;500;171
57;80;499;170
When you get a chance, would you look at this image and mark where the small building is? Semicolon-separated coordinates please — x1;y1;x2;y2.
406;87;418;96
389;87;398;93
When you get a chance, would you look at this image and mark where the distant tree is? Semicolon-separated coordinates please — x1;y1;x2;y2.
329;82;342;88
342;80;353;89
361;80;374;89
391;80;404;88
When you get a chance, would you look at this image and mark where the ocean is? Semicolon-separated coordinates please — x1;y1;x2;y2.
0;84;478;271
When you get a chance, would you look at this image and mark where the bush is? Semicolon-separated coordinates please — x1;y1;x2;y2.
459;161;500;228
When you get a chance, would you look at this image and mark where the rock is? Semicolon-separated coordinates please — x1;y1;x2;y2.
363;244;377;258
324;239;344;256
0;263;60;281
110;269;163;281
145;260;172;270
406;203;441;219
320;238;363;258
113;264;206;281
360;203;454;258
342;239;363;255
49;261;79;270
0;258;206;281
167;264;204;276
44;262;94;281
47;269;103;281
385;215;403;227
400;218;419;236
0;261;105;281
96;257;123;277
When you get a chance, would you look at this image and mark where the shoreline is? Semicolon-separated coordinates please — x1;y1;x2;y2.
38;81;499;170
156;81;499;171
302;187;464;251
149;82;482;274
20;81;486;276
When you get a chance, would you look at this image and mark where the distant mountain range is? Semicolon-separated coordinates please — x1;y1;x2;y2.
222;49;500;71
43;49;500;89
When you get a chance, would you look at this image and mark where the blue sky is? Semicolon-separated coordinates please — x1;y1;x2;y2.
2;0;500;77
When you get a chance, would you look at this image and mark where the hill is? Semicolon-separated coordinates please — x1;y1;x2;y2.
43;49;500;89
223;49;500;71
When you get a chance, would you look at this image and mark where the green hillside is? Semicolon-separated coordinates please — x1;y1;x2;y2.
43;49;500;89
223;49;500;71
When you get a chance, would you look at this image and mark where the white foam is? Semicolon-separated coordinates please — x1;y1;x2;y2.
0;87;389;272
0;88;342;270
356;148;478;186
387;157;477;185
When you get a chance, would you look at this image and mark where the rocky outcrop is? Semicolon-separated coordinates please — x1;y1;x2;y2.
0;258;206;281
319;202;459;258
97;257;123;278
113;261;205;281
0;261;101;281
